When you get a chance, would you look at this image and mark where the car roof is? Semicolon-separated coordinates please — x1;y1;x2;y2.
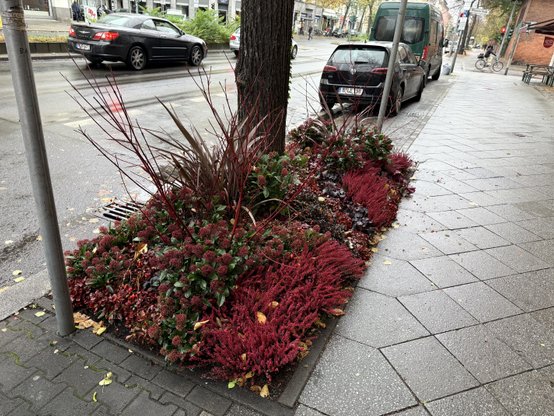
336;41;405;50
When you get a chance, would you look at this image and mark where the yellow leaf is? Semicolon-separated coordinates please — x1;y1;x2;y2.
12;270;22;275
241;353;247;362
5;240;13;245
193;320;209;331
1;328;7;332
99;378;112;386
245;371;254;379
228;379;237;389
89;218;99;223
250;385;261;394
107;372;112;378
0;286;11;294
13;277;25;283
318;197;325;202
383;261;392;265
330;308;345;316
260;384;270;398
237;333;245;339
69;237;76;242
93;392;97;402
314;319;326;328
96;327;106;336
35;311;45;317
371;247;378;253
257;312;267;325
92;229;100;234
268;301;279;309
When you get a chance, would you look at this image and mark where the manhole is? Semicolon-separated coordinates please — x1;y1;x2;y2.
93;200;144;221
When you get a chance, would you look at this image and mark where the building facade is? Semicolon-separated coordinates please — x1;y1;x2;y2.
505;0;554;65
293;0;344;34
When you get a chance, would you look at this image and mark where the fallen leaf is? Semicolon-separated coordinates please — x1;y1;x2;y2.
0;286;11;294
1;328;6;332
133;243;148;262
469;202;479;206
69;237;76;242
260;384;270;398
314;319;326;328
96;327;106;336
5;240;13;245
54;349;59;354
318;197;325;202
99;377;112;386
193;320;209;331
330;308;345;316
89;218;99;223
241;353;247;362
128;349;133;353
93;392;97;402
35;311;45;317
245;371;254;379
383;261;392;265
36;235;42;241
268;301;279;309
250;385;262;394
257;312;267;325
12;270;22;275
13;277;25;283
371;247;378;253
92;229;100;234
228;379;237;389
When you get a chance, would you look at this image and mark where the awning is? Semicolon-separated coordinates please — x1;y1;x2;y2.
323;9;336;17
521;18;554;35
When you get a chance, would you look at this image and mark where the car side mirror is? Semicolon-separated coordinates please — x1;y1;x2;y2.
419;59;426;68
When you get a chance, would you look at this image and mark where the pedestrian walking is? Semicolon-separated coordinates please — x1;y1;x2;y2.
71;0;81;21
308;25;313;40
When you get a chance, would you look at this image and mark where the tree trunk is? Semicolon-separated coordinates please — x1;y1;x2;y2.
367;5;373;36
236;0;295;154
341;3;350;30
358;8;365;32
465;15;478;49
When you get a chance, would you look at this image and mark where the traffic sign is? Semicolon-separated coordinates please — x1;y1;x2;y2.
457;17;468;31
471;8;489;15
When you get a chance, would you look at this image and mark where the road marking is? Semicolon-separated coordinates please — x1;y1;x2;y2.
127;109;145;116
65;119;95;128
189;97;205;103
156;103;181;108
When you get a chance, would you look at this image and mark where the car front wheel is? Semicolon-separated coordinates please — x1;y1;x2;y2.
188;45;203;66
291;45;298;60
390;87;402;116
127;46;146;70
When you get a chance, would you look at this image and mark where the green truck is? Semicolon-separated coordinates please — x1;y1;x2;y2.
370;1;447;81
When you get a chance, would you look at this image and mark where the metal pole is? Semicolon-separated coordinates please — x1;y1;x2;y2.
504;22;523;75
0;0;75;336
376;0;407;132
451;0;476;74
497;0;517;60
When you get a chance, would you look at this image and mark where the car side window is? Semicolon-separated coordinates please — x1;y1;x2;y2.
430;21;437;44
141;19;156;31
398;46;410;64
404;46;418;64
155;21;180;35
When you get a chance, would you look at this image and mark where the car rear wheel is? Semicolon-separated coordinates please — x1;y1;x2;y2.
415;78;424;102
127;46;146;70
86;56;103;65
390;87;402;116
233;50;239;57
188;45;203;66
432;66;441;80
291;45;298;60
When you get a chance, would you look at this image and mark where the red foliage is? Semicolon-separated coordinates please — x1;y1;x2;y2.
189;239;365;380
342;166;402;229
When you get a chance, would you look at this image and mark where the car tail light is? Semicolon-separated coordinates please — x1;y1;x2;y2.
230;35;236;40
323;65;337;73
422;46;428;61
371;68;388;74
69;27;76;37
93;32;119;41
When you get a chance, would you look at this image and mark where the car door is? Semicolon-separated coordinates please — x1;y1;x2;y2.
398;45;416;97
405;45;424;94
139;19;162;59
154;20;188;59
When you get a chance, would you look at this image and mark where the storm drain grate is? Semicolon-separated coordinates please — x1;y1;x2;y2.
93;200;144;221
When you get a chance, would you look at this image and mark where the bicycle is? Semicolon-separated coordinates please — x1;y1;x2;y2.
475;53;504;72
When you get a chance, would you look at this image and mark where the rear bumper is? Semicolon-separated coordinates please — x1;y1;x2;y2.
319;83;391;105
67;38;127;61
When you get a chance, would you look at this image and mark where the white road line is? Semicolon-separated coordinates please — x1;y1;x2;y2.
64;119;95;128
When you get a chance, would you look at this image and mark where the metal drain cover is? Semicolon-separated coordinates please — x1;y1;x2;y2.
93;200;144;221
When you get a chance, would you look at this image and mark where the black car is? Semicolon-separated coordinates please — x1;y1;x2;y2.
68;14;207;70
319;41;426;115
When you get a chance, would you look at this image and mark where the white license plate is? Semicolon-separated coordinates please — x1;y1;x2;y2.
75;43;90;51
339;87;363;95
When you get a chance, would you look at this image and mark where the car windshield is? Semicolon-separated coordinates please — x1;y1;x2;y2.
332;47;387;67
97;15;132;27
374;16;424;44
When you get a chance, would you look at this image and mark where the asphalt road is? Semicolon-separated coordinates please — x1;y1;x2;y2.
0;37;447;289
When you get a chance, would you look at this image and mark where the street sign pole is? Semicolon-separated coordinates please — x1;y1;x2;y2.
376;0;407;132
0;0;75;336
451;0;477;74
504;22;523;75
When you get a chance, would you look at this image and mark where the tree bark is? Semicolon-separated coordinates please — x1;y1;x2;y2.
236;0;295;154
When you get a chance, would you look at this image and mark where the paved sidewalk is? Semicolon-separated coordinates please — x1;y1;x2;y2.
2;53;554;416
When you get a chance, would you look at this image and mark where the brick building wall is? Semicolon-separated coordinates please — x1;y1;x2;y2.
504;0;554;65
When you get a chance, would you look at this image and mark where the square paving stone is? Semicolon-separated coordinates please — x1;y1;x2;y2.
38;387;99;415
119;390;178;416
399;291;478;334
92;359;132;383
63;344;102;366
519;239;554;263
443;282;522;323
455;207;507;226
16;308;51;325
484;245;552;273
485;222;542;244
485;371;554;416
464;167;502;179
427;211;478;230
382;336;478;402
300;335;416;416
295;404;327;416
425;387;509;416
410;256;478;288
0;323;26;349
449;251;516;280
358;255;435;298
0;393;25;415
25;344;80;379
120;354;163;381
419;231;477;255
434;177;478;194
3;331;49;365
463;177;523;192
516;218;554;239
531;307;554;332
512;201;554;217
436;325;532;384
375;231;443;261
9;371;66;409
53;359;101;397
411;180;453;197
186;386;232;416
395;210;448;234
0;355;35;391
151;370;195;397
9;319;45;340
159;391;202;416
458;191;503;207
124;375;165;400
335;290;429;348
486;272;554;312
84;380;141;414
485;314;554;368
91;340;131;365
484;188;548;204
70;330;104;350
457;226;511;249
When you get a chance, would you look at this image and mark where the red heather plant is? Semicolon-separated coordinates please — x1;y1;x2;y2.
342;166;402;229
188;235;365;380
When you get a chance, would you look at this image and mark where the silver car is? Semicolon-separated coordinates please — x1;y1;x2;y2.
229;27;298;59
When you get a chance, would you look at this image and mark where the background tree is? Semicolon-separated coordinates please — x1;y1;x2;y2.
236;0;295;154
